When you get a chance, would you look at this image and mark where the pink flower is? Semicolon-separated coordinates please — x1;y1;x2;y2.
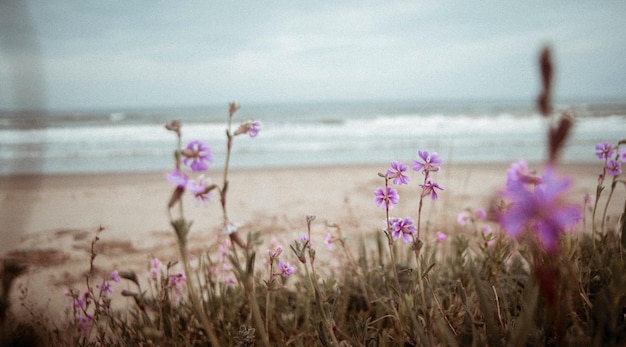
387;161;410;185
412;150;442;174
457;211;470;226
606;159;622;176
276;260;295;277
374;186;399;209
390;217;416;243
300;235;314;249
182;140;214;172
595;142;615;159
168;272;186;290
419;181;443;201
435;231;447;242
474;209;487;220
481;224;492;235
268;245;283;259
324;233;334;250
111;270;121;283
149;258;162;281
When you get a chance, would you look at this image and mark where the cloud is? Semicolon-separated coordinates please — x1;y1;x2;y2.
2;1;626;109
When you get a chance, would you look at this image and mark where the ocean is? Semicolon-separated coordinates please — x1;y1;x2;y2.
1;99;625;175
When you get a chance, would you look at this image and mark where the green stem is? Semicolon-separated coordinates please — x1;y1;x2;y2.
307;261;340;346
383;177;403;296
601;179;617;233
265;262;273;337
178;242;221;347
247;278;270;347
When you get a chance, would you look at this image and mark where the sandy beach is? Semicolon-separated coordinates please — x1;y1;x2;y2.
1;162;623;321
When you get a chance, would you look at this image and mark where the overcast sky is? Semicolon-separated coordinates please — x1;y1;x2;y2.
1;1;625;110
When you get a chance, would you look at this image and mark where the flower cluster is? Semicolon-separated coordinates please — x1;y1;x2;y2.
458;208;494;245
413;151;444;200
166;271;187;304
388;217;416;244
149;257;193;302
167;156;217;207
375;150;444;247
65;270;120;335
595;141;625;177
165;103;262;209
499;160;582;252
211;239;235;286
268;244;295;277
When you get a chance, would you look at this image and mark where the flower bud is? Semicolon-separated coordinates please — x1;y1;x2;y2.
165;120;181;133
229;102;240;116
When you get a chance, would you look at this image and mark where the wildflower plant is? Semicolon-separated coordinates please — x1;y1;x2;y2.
7;47;626;347
163;102;263;347
591;139;626;235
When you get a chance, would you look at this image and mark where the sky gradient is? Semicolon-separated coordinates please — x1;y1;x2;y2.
1;1;625;110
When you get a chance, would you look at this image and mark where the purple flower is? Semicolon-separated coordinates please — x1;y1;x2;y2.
420;181;443;201
500;167;582;252
507;159;542;186
167;169;188;188
111;270;121;283
168;272;186;290
76;314;93;335
374;186;399;209
619;147;626;162
72;295;87;311
412;150;442;174
187;175;214;206
276;260;295;277
606;159;622;176
595;142;615;160
98;280;114;297
182;140;214;172
300;235;313;249
387;161;410;185
234;120;262;137
390;217;416;243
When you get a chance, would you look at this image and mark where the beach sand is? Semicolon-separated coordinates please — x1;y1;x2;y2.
1;162;623;322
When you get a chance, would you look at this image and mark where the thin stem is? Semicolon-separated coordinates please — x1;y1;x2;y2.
307;259;340;346
601;179;617;233
220;111;235;224
178;243;221;347
426;276;457;335
247;278;270;347
592;159;607;236
265;261;273;337
382;177;403;296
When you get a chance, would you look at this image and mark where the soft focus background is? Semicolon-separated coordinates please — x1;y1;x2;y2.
1;1;626;175
1;3;626;329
